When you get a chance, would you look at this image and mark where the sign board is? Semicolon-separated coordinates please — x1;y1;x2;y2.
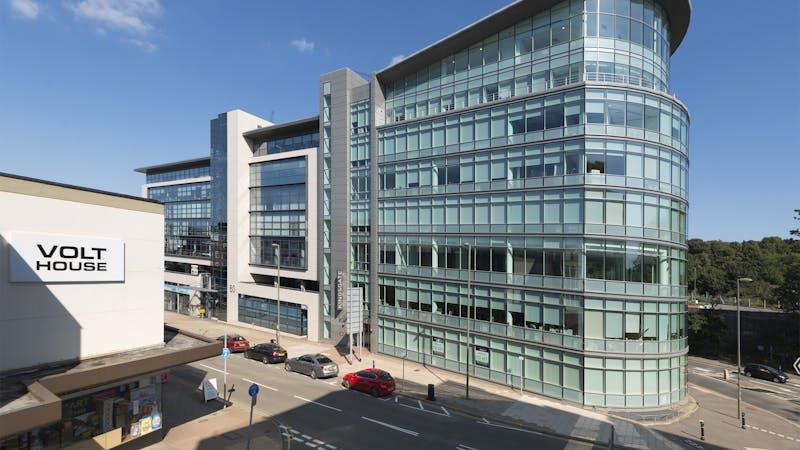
203;378;218;402
9;231;124;282
151;412;162;431
346;287;364;334
432;337;445;356
474;345;490;367
222;347;231;359
191;264;199;276
794;357;800;376
336;271;344;312
248;383;259;406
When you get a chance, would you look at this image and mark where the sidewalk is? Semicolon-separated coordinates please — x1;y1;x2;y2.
656;384;799;450
166;312;680;449
150;403;282;450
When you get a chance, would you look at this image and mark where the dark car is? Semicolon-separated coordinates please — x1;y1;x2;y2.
285;354;339;379
342;368;395;397
216;334;250;352
244;342;287;364
743;363;788;383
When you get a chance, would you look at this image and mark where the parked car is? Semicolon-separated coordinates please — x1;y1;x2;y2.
244;342;287;364
285;354;339;379
216;334;250;352
743;363;788;383
342;368;395;397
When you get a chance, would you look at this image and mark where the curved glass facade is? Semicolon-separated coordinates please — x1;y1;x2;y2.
376;0;689;409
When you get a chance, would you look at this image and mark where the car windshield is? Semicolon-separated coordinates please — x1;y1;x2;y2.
380;373;393;381
232;336;245;341
316;356;332;364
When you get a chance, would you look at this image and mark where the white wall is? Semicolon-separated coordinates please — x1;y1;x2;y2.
0;191;164;372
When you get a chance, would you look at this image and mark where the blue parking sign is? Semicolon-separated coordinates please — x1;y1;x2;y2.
222;347;231;358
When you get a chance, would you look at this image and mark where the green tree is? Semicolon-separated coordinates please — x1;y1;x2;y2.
774;262;800;312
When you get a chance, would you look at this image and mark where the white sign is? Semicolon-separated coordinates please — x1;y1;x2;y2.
474;345;490;367
202;378;218;402
793;357;800;376
9;231;124;283
346;287;363;334
432;337;444;356
191;264;199;276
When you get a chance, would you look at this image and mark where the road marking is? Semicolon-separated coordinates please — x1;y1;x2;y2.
302;434;313;440
326;380;337;385
778;434;785;438
290;429;300;434
361;416;420;436
417;400;424;410
779;388;793;393
305;442;318;448
293;437;306;443
294;395;343;412
694;367;712;372
395;396;399;403
477;418;550;438
196;363;226;374
241;378;279;391
380;395;394;401
313;439;325;445
398;402;450;417
441;406;450;416
457;445;479;450
325;444;337;449
480;417;490;424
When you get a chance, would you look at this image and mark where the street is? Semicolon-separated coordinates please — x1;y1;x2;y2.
688;356;800;425
174;352;603;450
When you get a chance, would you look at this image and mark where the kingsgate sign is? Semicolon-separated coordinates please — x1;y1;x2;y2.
9;232;125;282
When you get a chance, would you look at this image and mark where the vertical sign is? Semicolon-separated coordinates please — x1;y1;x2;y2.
346;287;364;334
336;271;344;312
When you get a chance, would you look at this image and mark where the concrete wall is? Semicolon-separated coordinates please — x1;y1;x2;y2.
0;187;164;372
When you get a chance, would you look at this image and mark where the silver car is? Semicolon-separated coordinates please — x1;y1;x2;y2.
285;354;339;379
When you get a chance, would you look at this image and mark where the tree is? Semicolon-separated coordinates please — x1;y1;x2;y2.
774;262;800;312
792;209;800;237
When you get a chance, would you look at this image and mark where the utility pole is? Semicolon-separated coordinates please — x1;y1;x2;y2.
736;277;752;421
272;243;281;345
463;242;473;400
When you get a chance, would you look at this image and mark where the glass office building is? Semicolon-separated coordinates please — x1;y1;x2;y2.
138;0;691;409
372;0;691;409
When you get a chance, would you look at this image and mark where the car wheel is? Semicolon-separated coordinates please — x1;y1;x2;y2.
262;356;269;364
370;388;379;397
284;363;291;372
773;377;779;383
343;380;351;389
745;371;752;377
311;370;317;379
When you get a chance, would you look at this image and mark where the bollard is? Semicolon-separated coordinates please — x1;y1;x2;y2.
741;411;746;429
723;369;728;380
608;424;615;450
427;383;435;401
372;359;375;369
699;420;705;441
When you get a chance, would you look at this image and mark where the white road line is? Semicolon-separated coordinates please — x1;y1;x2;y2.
397;403;449;417
457;445;479;450
395;396;399;403
290;429;300;435
302;434;313;440
778;434;785;438
417;400;424;410
313;439;325;445
196;363;226;374
361;416;420;436
694;367;712;372
293;437;306;443
241;378;279;391
294;395;343;412
380;395;394;401
325;444;337;449
441;406;450;417
780;388;793;393
479;417;490;424
305;442;318;448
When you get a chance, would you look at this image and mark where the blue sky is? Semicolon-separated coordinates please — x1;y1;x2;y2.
1;0;798;241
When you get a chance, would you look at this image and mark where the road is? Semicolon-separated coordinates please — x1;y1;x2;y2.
688;356;800;425
174;352;603;450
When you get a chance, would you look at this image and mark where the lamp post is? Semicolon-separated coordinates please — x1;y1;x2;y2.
272;243;281;345
463;242;473;400
736;277;752;420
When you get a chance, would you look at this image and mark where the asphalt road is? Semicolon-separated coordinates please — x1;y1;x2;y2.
688;357;800;425
176;353;603;450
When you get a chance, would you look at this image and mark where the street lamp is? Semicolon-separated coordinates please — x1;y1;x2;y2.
463;242;473;400
272;243;281;345
736;277;752;420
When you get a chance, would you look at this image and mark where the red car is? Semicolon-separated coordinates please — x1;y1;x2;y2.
216;334;250;352
342;368;396;397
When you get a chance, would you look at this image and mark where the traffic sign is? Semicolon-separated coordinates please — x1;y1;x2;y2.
222;347;231;358
248;383;259;397
793;357;800;376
